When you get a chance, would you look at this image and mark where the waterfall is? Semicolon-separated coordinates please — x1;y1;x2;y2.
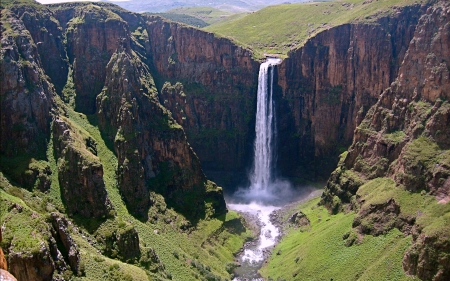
229;57;293;281
250;58;281;191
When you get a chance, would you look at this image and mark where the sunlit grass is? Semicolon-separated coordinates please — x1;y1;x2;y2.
207;0;428;56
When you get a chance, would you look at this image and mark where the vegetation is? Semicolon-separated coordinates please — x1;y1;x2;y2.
155;6;244;27
263;172;450;280
0;95;253;280
357;178;450;236
206;0;429;56
154;12;210;28
261;196;414;281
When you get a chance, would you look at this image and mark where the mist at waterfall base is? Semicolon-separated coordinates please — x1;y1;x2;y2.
226;58;312;280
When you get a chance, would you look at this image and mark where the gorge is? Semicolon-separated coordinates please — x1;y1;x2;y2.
1;0;450;280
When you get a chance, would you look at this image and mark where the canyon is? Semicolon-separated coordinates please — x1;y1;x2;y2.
1;0;449;280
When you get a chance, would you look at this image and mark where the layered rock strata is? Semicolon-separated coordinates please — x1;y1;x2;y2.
275;4;426;178
322;2;450;280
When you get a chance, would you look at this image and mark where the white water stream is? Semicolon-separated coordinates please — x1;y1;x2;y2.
250;58;280;191
229;58;286;280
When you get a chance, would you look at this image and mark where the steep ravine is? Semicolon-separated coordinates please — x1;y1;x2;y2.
1;0;449;280
275;3;426;179
136;2;431;185
320;1;450;280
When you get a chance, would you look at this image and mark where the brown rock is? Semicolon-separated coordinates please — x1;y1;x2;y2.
50;213;80;274
322;2;450;280
10;5;68;94
97;39;226;219
0;249;6;271
288;211;310;229
63;4;130;114
52;117;113;219
353;198;402;236
9;244;55;281
403;232;450;281
0;10;54;158
0;228;6;271
276;4;426;179
145;17;259;176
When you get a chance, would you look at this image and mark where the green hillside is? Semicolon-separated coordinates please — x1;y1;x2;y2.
0;95;253;280
164;7;239;25
206;0;428;56
261;183;450;280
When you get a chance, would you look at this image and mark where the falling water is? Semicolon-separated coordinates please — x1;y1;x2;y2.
229;58;284;281
250;58;281;191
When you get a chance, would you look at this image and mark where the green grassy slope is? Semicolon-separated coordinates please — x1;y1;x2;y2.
162;6;240;25
261;177;450;280
260;196;414;281
206;0;428;56
0;97;253;280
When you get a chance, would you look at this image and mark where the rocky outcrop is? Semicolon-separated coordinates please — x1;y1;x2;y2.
50;213;81;274
0;9;54;158
0;251;6;271
10;5;68;95
403;230;450;281
62;4;130;114
8;246;54;281
52;117;113;219
288;211;310;230
1;201;55;281
322;1;450;280
140;247;165;273
0;229;7;271
96;40;226;219
0;9;55;191
275;4;426;179
97;223;141;262
323;0;450;205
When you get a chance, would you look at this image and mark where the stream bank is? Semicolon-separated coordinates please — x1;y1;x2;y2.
227;188;323;280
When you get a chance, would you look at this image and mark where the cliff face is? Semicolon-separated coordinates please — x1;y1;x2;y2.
0;8;54;191
321;1;450;280
96;40;225;219
0;0;225;221
1;3;227;280
144;18;260;176
64;5;130;114
275;4;424;179
10;5;68;95
52;117;113;219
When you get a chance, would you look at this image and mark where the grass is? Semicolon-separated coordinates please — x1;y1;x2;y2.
260;196;415;281
0;0;42;9
357;177;450;237
268;177;449;281
0;187;50;254
158;6;243;27
206;0;428;56
0;86;253;279
383;130;406;144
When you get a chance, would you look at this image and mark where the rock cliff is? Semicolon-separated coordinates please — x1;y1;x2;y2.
97;39;225;219
2;0;449;280
52;117;113;219
275;4;425;179
53;3;129;114
0;8;54;189
321;1;450;280
1;2;228;280
144;17;259;178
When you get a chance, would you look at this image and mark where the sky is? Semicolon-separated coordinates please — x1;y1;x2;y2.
35;0;130;4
